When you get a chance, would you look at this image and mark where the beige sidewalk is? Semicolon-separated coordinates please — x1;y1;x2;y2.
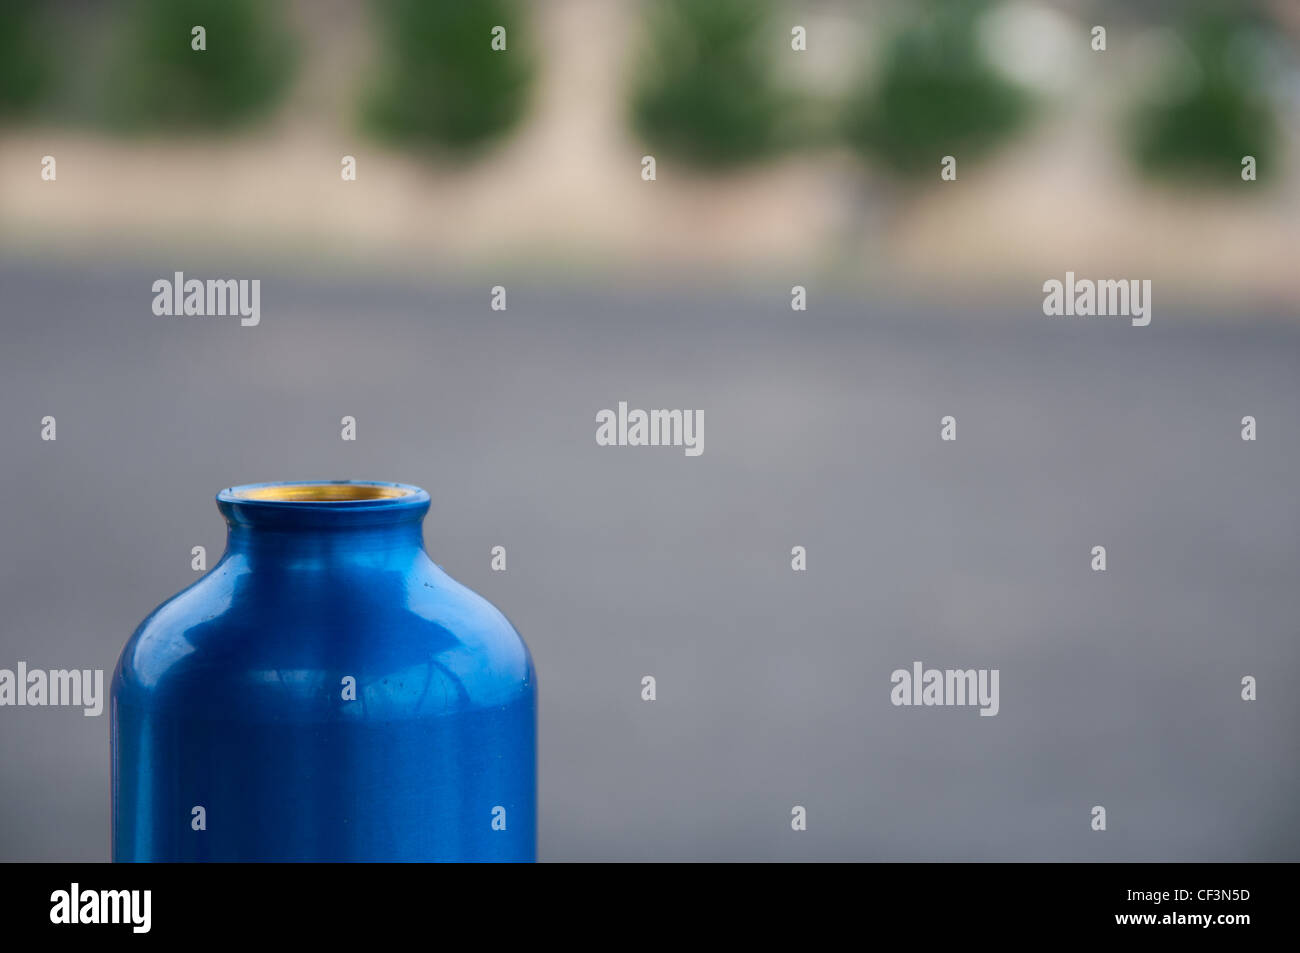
3;0;1297;306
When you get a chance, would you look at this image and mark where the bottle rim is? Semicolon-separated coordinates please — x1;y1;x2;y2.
219;481;427;505
216;481;431;527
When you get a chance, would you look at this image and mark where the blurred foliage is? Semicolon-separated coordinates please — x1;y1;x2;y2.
630;0;789;168
0;1;51;117
842;1;1031;178
106;0;295;130
363;0;534;154
1129;7;1280;183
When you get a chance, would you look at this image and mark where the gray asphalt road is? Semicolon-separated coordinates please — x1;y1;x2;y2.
1;259;1297;860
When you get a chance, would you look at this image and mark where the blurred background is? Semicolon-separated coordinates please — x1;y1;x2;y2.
1;0;1298;861
4;0;1300;295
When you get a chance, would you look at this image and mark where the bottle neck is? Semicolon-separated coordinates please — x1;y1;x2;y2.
214;481;432;573
223;520;427;571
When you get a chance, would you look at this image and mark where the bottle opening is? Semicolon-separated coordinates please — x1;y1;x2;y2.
216;482;430;527
230;483;417;503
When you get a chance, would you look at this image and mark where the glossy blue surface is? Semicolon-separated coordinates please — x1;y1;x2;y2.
112;481;536;862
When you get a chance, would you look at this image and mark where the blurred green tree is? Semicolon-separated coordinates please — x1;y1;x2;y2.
842;1;1031;178
106;0;296;130
630;0;789;168
1128;7;1280;183
363;0;534;154
0;1;51;117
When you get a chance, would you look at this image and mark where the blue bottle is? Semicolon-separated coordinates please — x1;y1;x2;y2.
112;481;536;862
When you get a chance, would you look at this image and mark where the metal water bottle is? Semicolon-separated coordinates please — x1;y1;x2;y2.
112;481;536;861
